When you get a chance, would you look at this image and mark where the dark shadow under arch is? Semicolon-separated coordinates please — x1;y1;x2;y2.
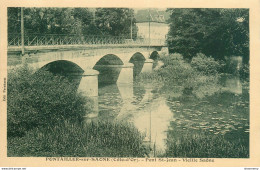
150;51;160;69
93;54;124;85
39;60;84;89
150;51;160;60
40;60;84;75
95;54;124;66
129;52;146;78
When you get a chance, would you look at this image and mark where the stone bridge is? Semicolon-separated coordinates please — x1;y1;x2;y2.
8;43;168;117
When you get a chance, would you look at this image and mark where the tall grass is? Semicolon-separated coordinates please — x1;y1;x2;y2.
8;120;147;157
164;132;249;158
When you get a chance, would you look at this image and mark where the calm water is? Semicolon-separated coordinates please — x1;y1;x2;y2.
94;75;249;156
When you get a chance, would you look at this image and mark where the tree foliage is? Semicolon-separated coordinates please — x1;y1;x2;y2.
95;8;138;38
8;7;138;38
167;8;249;63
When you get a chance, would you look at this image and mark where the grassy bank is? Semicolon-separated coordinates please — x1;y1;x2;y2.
164;131;249;158
7;66;147;157
7;66;91;137
8;120;147;157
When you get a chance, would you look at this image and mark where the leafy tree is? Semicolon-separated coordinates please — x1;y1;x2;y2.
167;8;249;63
8;8;21;34
8;7;138;38
95;8;138;38
72;8;95;35
23;8;78;34
8;8;77;34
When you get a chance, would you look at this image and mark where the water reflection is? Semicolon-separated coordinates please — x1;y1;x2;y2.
98;83;173;155
98;84;123;119
116;83;137;121
96;75;248;156
221;75;242;94
131;97;173;155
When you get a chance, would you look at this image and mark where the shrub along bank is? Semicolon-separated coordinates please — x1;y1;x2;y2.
7;66;147;157
7;66;91;137
137;53;223;99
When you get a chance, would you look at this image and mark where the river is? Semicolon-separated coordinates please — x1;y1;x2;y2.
88;75;249;156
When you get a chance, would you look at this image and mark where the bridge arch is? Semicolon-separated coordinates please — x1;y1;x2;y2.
94;54;124;66
93;54;124;85
150;51;160;60
129;52;146;78
38;60;85;89
40;60;84;75
149;51;161;69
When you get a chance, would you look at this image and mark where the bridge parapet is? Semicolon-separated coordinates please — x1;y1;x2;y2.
8;33;166;49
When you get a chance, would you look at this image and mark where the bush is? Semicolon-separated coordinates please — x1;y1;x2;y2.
160;53;184;67
191;53;223;75
8;120;147;157
136;53;194;86
7;66;92;137
158;53;197;87
136;53;222;99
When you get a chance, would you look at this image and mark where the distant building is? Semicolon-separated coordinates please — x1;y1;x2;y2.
135;9;169;41
136;22;169;40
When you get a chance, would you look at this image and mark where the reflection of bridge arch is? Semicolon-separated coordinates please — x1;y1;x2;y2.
27;50;158;88
8;45;167;118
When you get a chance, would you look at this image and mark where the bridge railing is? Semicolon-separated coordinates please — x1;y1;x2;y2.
8;34;166;47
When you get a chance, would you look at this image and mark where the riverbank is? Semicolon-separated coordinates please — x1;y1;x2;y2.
7;53;249;158
136;53;249;158
8;120;148;157
7;66;148;157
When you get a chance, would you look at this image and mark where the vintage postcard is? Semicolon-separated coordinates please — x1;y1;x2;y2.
0;0;260;167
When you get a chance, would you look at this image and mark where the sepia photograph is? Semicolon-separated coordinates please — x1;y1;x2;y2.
0;0;260;167
6;7;250;158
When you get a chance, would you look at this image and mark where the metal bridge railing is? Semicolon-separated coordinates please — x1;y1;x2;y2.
8;34;166;47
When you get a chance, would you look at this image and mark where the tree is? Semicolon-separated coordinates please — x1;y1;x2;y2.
8;8;21;34
23;8;78;34
72;8;95;35
95;8;138;38
8;7;138;38
167;8;249;63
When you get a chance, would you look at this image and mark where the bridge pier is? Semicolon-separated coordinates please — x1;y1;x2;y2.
117;63;134;84
141;59;154;73
77;69;99;118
